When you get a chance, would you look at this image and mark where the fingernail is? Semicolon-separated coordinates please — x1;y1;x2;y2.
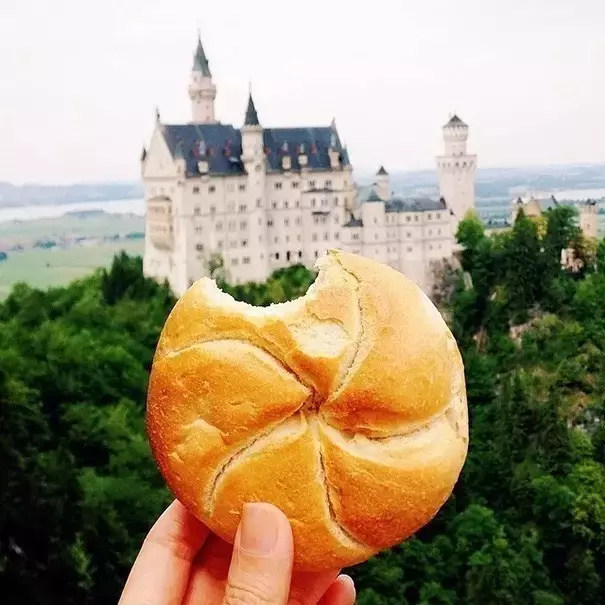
239;503;279;555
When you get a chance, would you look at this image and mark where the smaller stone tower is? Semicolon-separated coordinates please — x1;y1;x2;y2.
579;200;598;239
188;34;217;124
375;166;390;201
436;115;477;228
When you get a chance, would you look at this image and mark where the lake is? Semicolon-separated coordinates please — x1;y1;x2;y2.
0;198;145;224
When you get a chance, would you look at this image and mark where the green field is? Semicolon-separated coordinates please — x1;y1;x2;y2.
0;211;144;246
0;240;144;298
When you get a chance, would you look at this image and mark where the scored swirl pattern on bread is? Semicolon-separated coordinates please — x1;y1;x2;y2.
147;250;468;571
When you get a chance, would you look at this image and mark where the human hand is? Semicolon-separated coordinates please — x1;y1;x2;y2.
119;500;356;605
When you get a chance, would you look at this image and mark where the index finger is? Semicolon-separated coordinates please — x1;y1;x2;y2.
119;500;210;605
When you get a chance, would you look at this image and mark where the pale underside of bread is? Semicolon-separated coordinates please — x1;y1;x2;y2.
147;250;469;571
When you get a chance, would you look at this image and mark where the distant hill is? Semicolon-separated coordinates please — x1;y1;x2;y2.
0;181;143;207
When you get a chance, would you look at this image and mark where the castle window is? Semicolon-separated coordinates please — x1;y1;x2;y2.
268;219;273;227
195;226;202;234
217;240;223;249
243;256;250;264
284;218;290;226
309;180;316;188
334;197;339;206
275;252;280;260
298;250;302;258
437;213;441;219
216;221;223;231
274;182;283;190
428;214;432;220
194;207;201;216
407;246;412;252
240;220;247;230
295;217;301;226
406;216;411;222
274;236;279;243
286;251;291;261
414;215;419;222
325;180;332;188
312;233;318;242
324;232;329;241
257;199;262;208
312;199;316;207
239;204;247;212
335;232;339;240
352;233;359;241
314;250;319;258
210;205;216;214
239;184;246;192
209;185;216;193
334;215;339;224
272;201;277;209
286;235;290;242
407;232;411;237
193;186;200;194
295;200;300;208
196;243;204;251
292;181;299;189
374;217;377;224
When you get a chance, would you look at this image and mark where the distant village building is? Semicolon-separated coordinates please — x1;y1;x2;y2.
141;36;477;295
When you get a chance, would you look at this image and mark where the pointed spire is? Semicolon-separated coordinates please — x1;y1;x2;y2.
192;33;212;77
244;92;260;126
377;166;388;176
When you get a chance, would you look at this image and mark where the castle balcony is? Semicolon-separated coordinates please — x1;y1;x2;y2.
146;195;174;250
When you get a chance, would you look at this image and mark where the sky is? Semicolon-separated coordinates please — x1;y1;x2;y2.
0;0;603;185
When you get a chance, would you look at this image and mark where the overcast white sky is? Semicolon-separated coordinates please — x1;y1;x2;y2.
0;0;603;185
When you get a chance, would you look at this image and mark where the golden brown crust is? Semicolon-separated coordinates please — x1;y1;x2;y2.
146;250;468;570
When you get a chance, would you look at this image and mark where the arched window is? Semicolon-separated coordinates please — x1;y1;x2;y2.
286;251;291;261
275;252;280;260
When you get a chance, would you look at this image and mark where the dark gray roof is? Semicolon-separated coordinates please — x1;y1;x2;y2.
161;123;350;176
343;216;363;227
377;166;388;175
445;114;466;127
192;37;211;77
244;94;260;126
366;189;382;202
385;197;447;213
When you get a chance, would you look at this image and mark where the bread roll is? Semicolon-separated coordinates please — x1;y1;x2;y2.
147;250;468;570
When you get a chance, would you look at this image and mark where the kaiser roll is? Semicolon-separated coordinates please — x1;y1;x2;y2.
147;250;468;571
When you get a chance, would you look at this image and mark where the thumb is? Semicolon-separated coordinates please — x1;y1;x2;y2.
223;503;294;605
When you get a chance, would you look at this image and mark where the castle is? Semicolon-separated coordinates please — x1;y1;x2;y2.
142;36;476;295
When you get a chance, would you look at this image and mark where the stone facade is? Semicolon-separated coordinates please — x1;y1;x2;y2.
142;36;475;296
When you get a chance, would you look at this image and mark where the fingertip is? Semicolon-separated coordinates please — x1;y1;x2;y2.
319;574;356;605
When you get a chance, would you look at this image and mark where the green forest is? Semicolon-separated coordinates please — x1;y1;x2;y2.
1;207;604;604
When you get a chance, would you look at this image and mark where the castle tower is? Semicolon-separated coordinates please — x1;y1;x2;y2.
375;166;390;201
579;200;598;239
188;34;217;123
436;115;477;227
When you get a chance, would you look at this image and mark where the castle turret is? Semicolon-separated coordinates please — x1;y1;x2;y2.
188;34;217;123
436;114;477;227
376;166;389;201
579;200;598;239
